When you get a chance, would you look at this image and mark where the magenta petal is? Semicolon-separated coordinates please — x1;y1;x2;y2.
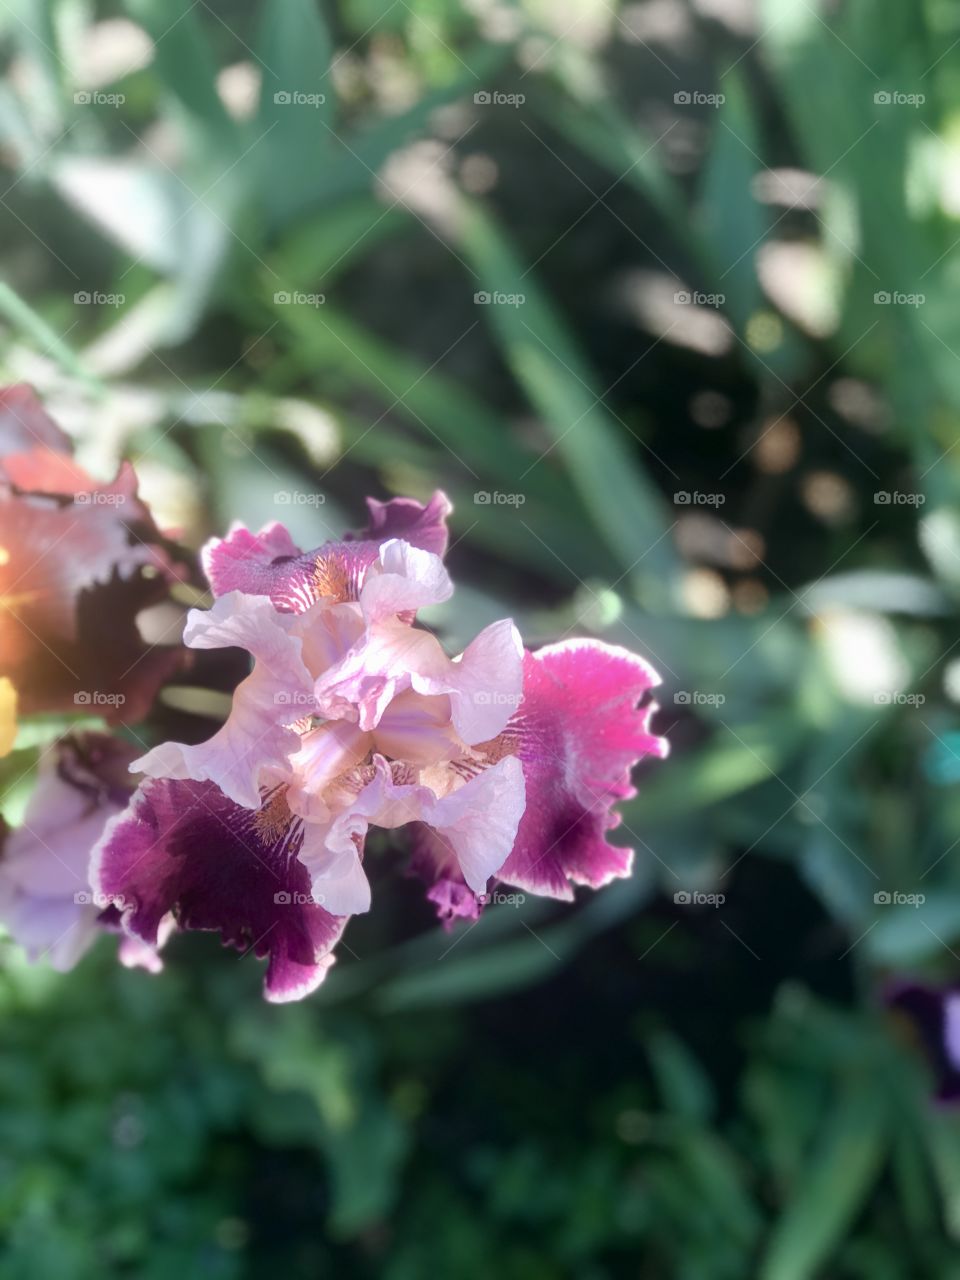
92;779;346;1002
499;640;668;900
201;521;304;603
348;491;452;557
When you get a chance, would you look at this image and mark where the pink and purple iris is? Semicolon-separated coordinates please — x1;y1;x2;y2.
5;488;668;1001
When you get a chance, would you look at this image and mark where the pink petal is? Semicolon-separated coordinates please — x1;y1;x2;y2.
312;616;523;743
499;640;668;900
298;819;373;916
357;539;452;624
429;754;526;892
133;593;314;808
410;618;524;745
284;719;371;822
201;520;306;604
311;753;524;902
117;920;174;974
311;619;442;730
371;689;460;764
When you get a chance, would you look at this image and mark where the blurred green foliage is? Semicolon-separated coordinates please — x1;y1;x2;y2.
4;0;960;1275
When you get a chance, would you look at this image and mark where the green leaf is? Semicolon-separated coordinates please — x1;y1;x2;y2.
455;198;682;606
647;1030;715;1123
699;70;767;335
265;299;612;578
126;0;236;141
630;716;804;824
311;44;508;208
255;0;336;229
866;890;960;965
0;281;98;384
759;1086;887;1280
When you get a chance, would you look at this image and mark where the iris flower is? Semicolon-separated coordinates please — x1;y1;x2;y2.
91;493;668;1001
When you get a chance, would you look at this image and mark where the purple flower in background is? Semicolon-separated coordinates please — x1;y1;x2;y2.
0;733;165;972
87;491;668;999
886;981;960;1102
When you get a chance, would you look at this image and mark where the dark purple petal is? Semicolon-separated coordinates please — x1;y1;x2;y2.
347;491;452;557
498;640;668;900
92;779;346;1001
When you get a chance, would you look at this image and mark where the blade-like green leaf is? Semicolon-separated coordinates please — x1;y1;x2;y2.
455;198;682;606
